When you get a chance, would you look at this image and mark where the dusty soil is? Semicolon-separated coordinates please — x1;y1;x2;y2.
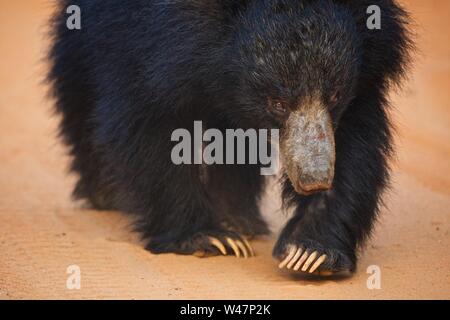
0;0;449;299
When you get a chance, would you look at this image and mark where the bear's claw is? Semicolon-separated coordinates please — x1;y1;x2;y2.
208;236;227;255
194;234;254;258
226;237;252;258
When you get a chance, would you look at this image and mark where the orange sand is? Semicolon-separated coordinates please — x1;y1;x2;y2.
0;0;449;299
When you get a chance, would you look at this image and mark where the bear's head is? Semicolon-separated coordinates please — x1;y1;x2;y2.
230;0;362;195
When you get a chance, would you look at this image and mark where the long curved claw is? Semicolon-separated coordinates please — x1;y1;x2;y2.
293;250;310;271
301;251;318;272
309;254;327;273
287;247;303;269
242;238;255;257
235;240;249;258
208;236;227;255
278;245;297;269
226;237;241;257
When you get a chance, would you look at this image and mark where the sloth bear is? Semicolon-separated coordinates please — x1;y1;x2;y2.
48;0;412;275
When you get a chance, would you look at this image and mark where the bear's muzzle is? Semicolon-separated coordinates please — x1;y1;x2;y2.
281;98;335;195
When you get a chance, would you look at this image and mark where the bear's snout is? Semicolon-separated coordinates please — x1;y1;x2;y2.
281;98;336;195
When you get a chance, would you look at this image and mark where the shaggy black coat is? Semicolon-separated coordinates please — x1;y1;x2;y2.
48;0;412;273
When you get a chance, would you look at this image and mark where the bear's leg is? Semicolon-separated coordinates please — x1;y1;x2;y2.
147;161;270;257
139;164;256;258
273;91;391;274
134;149;255;257
92;105;256;257
206;163;270;239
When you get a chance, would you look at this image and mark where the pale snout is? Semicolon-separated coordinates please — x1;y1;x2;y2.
281;99;335;195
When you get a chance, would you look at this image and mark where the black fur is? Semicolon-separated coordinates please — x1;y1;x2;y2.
48;0;412;272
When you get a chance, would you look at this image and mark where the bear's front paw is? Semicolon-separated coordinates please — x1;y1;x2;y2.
273;239;355;275
146;230;254;258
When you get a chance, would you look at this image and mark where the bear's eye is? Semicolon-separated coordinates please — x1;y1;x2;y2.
268;99;287;116
329;90;340;107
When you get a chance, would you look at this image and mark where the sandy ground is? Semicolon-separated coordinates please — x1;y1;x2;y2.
0;0;449;300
